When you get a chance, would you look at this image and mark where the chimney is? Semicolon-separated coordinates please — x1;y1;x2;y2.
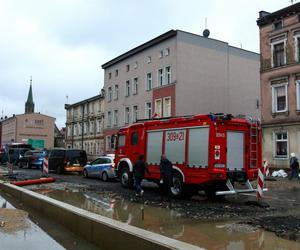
259;11;270;18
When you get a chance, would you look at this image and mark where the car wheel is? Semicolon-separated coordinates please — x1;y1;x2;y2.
83;169;88;178
56;165;64;174
102;171;109;182
120;167;133;188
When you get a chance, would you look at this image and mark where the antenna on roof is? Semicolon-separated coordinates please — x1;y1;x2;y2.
66;95;69;104
203;17;210;38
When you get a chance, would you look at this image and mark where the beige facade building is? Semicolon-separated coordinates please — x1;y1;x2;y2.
257;3;300;168
65;94;105;158
1;113;55;148
102;30;260;152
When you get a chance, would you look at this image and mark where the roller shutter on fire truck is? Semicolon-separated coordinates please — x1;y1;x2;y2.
146;127;209;167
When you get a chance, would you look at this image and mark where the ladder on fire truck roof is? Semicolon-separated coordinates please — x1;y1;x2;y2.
249;118;259;168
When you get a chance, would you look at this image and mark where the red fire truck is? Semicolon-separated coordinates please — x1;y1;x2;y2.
113;113;261;198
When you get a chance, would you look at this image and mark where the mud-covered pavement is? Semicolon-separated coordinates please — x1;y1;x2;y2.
1;165;300;242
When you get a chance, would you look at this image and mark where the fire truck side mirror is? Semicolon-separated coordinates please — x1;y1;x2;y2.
111;134;117;150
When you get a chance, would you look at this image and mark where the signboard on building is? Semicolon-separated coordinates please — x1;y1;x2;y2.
28;139;45;149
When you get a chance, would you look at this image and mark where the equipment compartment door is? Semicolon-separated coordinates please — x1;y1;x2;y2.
227;131;244;171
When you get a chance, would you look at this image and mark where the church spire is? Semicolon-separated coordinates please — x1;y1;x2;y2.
25;76;35;113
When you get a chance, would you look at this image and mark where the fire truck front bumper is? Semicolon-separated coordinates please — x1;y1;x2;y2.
215;179;268;196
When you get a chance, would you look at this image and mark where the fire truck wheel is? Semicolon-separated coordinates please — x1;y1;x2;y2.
120;167;133;188
171;172;184;198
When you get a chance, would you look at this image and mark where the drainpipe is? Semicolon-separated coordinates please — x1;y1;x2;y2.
81;104;84;150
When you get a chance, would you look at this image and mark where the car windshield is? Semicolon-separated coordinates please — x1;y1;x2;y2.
24;151;33;156
20;149;29;155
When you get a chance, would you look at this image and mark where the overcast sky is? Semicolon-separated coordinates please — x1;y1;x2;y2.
0;0;295;128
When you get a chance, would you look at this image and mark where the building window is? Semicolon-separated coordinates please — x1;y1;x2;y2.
147;56;151;63
146;73;152;91
78;123;82;135
165;48;170;56
132;105;138;122
125;80;130;97
107;111;112;127
108;72;112;79
115;69;118;77
165;66;171;84
163;97;171;117
294;31;300;62
114;84;118;100
273;21;283;31
272;83;288;113
154;99;162;118
158;68;164;86
274;43;285;67
273;131;288;159
86;122;90;134
90;121;94;134
159;50;163;58
73;124;77;136
113;110;118;126
106;135;111;152
107;87;112;102
271;36;286;68
297;80;300;111
124;107;130;124
90;103;94;114
96;120;101;133
134;61;138;69
145;102;152;119
133;77;138;95
126;64;130;72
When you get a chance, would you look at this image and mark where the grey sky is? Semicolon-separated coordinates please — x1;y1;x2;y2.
0;0;294;128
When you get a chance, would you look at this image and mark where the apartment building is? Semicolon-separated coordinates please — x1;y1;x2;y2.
257;3;300;168
65;94;105;157
102;30;260;153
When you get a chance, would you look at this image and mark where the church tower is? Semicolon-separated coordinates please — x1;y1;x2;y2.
25;77;34;114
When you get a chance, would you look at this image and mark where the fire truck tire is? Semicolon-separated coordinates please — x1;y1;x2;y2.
120;167;133;188
171;172;185;198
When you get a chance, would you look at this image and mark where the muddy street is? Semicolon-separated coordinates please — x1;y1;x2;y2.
1;164;300;248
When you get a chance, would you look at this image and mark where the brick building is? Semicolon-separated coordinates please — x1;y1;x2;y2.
257;3;300;168
102;30;260;153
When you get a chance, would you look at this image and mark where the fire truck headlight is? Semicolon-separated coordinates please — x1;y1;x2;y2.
214;163;225;168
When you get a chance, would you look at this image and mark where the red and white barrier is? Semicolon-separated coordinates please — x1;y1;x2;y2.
264;160;270;177
256;167;264;199
256;160;270;199
43;157;49;174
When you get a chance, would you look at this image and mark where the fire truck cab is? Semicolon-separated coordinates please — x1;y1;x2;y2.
114;113;261;198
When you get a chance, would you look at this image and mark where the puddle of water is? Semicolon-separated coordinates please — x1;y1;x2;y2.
31;187;300;250
0;192;100;250
0;194;64;250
